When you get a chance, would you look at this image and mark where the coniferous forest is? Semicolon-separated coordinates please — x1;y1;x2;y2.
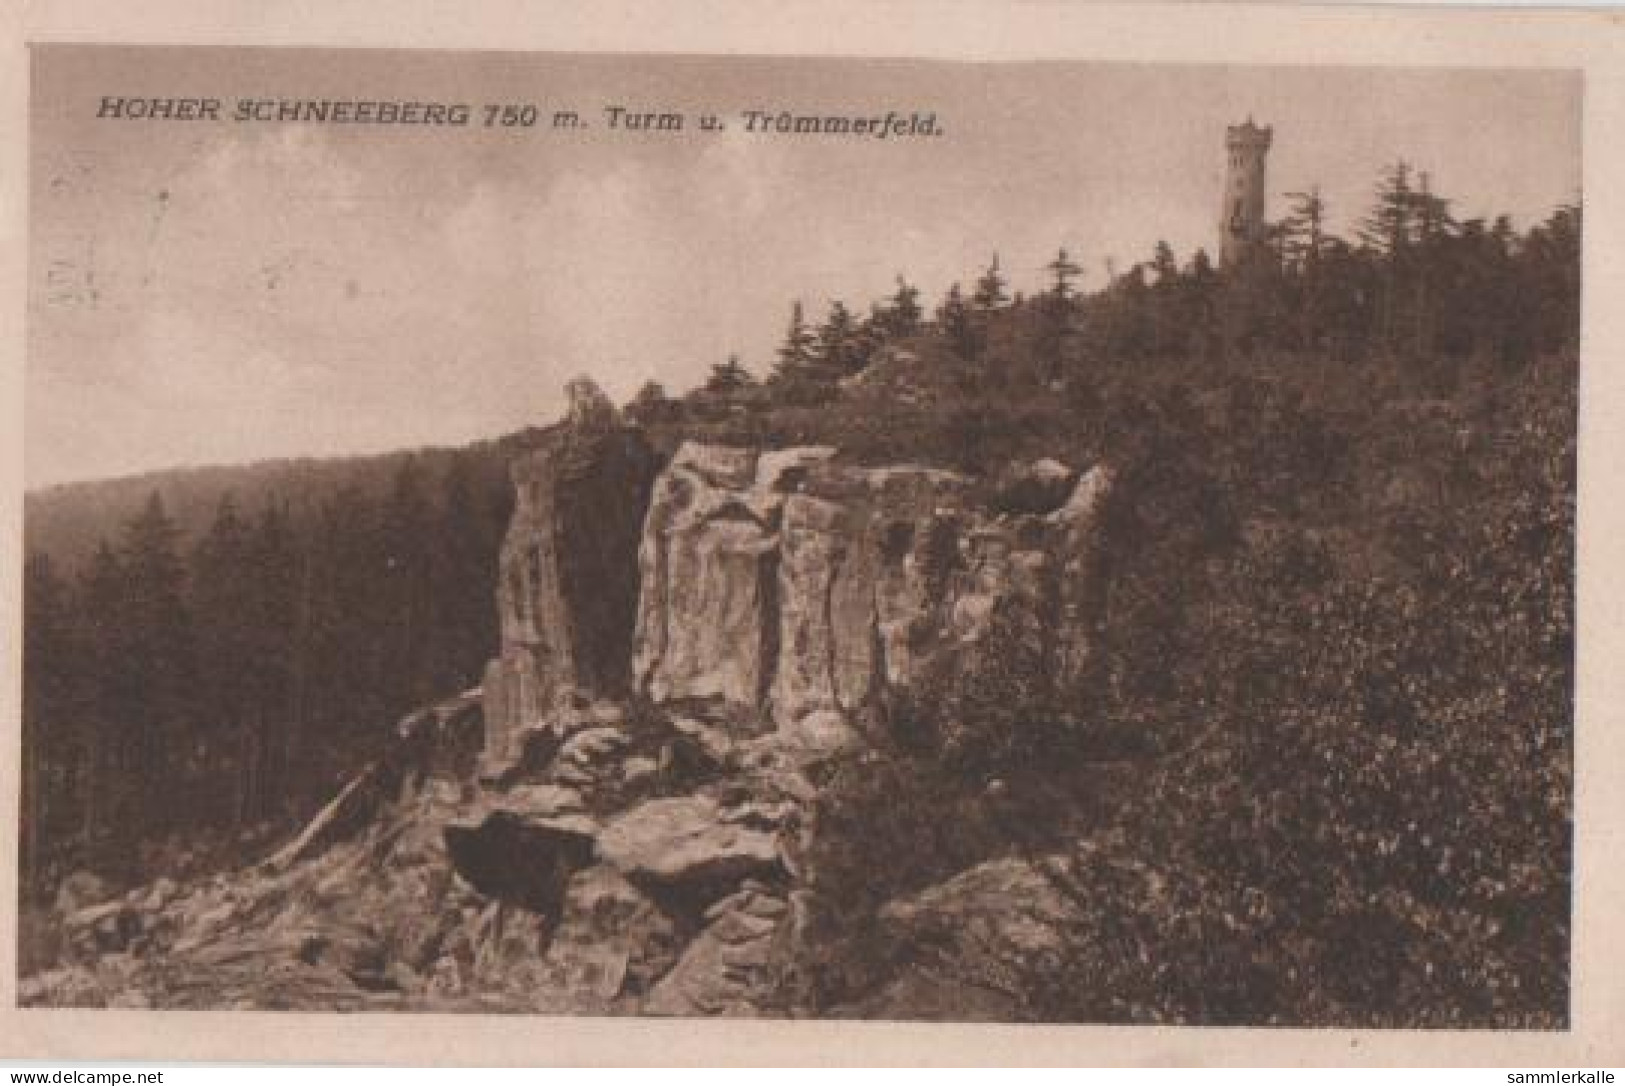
21;165;1579;1024
22;453;515;885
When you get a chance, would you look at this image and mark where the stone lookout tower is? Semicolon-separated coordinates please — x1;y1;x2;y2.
1220;117;1273;268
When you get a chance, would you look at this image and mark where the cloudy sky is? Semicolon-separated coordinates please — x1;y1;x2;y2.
27;46;1580;488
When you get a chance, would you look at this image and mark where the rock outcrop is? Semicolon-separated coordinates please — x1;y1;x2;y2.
480;408;1113;760
634;442;1114;741
481;381;659;773
21;415;1122;1022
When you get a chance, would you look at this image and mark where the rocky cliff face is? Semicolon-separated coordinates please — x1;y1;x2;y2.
633;441;1113;747
485;397;1114;766
481;385;658;773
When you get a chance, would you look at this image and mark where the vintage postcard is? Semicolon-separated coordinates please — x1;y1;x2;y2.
2;0;1623;1068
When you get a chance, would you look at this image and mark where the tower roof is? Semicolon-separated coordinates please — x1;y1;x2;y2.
1226;117;1273;147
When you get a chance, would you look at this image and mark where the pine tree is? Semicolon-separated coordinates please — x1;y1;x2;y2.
1190;248;1215;280
433;459;500;698
1409;171;1457;355
1040;249;1085;381
1361;161;1415;257
305;486;386;739
380;460;435;713
191;496;257;822
1526;202;1581;354
1280;188;1332;350
705;354;755;394
1046;248;1084;300
937;282;977;358
817;300;869;377
22;553;71;883
1151;241;1180;286
972;254;1010;311
1109;264;1155;361
1184;249;1222;362
74;542;125;849
246;501;298;817
773;302;820;381
1361;161;1416;351
117;493;193;836
875;276;923;340
1144;242;1184;356
1281;188;1328;273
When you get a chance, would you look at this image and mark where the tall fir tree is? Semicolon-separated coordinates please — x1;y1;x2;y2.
1041;248;1086;381
21;554;72;882
73;542;126;849
972;254;1010;311
246;501;299;818
705;354;755;394
379;460;436;714
117;493;194;836
817;300;869;377
773;301;820;381
875;275;923;340
191;496;258;822
432;458;501;697
936;282;977;359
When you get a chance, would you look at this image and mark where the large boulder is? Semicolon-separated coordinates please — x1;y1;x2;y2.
595;795;782;890
443;811;597;918
482;382;660;771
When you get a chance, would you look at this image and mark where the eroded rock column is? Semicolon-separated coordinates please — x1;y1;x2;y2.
481;383;659;772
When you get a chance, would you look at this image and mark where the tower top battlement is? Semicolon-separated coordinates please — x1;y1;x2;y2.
1226;118;1273;149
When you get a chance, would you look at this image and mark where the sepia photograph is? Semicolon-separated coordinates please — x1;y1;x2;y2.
7;12;1600;1057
